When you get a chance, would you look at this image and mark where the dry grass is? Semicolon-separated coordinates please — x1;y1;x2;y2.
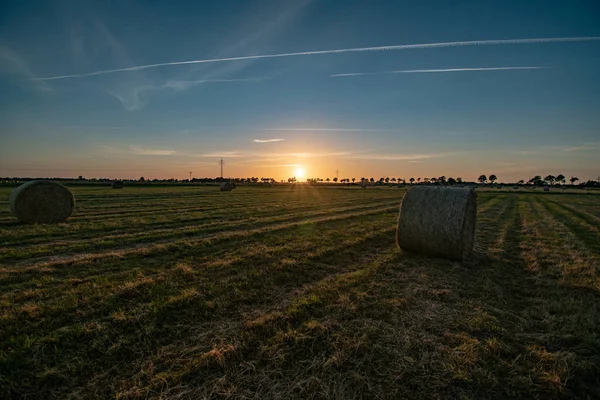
0;185;599;399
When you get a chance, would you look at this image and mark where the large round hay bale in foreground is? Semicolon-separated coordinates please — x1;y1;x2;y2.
112;180;124;189
396;186;477;262
10;180;75;224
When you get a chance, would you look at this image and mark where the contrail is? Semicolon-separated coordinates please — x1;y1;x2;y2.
33;36;599;81
331;66;548;77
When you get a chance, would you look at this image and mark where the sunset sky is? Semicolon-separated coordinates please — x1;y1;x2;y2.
1;0;599;182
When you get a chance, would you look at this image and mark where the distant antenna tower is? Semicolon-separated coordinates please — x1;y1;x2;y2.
219;158;225;179
189;171;192;181
336;169;339;181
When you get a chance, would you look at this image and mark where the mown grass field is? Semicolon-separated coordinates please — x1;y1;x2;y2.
1;185;599;399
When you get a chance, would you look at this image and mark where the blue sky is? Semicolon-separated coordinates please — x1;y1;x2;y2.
1;0;599;181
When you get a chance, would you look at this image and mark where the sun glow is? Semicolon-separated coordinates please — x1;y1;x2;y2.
294;168;305;178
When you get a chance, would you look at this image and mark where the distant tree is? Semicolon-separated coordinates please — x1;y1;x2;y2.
424;178;430;184
385;177;390;183
489;174;497;184
326;178;330;183
370;177;375;183
78;175;84;180
139;177;145;182
448;177;456;185
528;175;543;186
544;175;555;185
417;177;421;183
517;180;524;185
456;177;463;184
570;176;579;185
391;177;396;182
430;177;438;184
409;177;415;184
556;174;566;185
478;175;487;184
438;176;446;184
352;178;356;183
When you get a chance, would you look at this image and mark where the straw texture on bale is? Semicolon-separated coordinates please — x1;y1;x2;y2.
112;181;124;189
10;180;75;224
220;182;235;191
396;186;477;262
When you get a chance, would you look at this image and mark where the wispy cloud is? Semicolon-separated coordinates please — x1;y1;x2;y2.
261;128;396;132
107;85;154;111
130;146;176;156
198;151;244;158
331;66;548;77
344;153;444;161
253;138;285;143
514;142;600;156
0;43;50;91
32;36;600;81
163;78;260;91
101;145;177;156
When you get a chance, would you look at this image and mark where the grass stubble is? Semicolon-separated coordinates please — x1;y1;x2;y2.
0;185;599;399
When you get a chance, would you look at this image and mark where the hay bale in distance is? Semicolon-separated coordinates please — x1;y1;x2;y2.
112;181;124;189
396;186;477;262
220;182;236;191
513;185;519;190
543;185;550;192
10;180;75;223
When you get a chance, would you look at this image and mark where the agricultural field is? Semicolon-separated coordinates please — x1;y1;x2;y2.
1;185;599;399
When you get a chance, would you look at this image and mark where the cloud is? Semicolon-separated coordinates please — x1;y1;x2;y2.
163;78;260;91
32;36;600;81
198;151;244;158
0;43;50;91
261;128;396;132
130;146;176;156
331;66;548;77
107;85;154;111
253;138;285;143
344;153;443;161
515;142;600;156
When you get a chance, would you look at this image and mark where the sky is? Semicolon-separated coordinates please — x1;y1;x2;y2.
0;0;599;182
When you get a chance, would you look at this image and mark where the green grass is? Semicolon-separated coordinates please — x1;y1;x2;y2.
1;185;599;399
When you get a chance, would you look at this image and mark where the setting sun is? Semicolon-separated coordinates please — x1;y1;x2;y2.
294;168;305;178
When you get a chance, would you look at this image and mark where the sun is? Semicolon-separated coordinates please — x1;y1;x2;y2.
294;168;305;178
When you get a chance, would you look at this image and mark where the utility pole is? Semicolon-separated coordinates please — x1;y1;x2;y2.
219;158;225;179
336;169;339;181
189;171;192;181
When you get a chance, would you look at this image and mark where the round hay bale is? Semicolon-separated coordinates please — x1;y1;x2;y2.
112;181;124;189
543;185;550;192
10;180;75;223
396;186;477;262
220;182;233;191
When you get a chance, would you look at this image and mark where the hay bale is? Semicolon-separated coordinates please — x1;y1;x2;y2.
10;180;75;223
220;182;235;191
112;181;124;189
396;186;477;262
513;185;519;190
543;185;550;192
